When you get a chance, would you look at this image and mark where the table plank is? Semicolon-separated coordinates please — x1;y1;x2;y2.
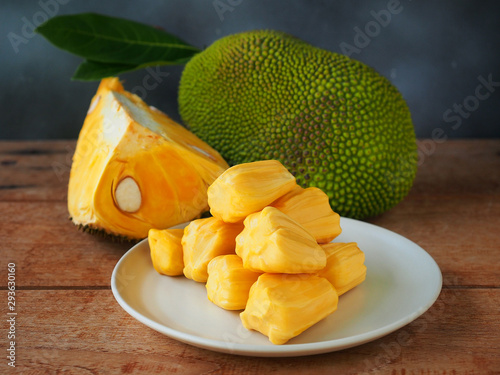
411;139;500;196
0;201;130;287
368;139;500;288
1;139;499;201
1;139;499;373
2;198;498;287
368;196;500;287
3;289;499;374
0;141;74;201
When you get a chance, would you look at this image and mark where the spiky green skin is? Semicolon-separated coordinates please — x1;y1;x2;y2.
179;30;417;219
71;219;138;243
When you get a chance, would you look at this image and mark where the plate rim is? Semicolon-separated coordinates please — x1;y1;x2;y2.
111;217;442;357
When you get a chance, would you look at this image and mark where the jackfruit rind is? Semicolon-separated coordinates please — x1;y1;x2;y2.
68;78;229;239
179;30;418;219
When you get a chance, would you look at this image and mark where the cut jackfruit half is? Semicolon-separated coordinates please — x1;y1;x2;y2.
68;78;229;240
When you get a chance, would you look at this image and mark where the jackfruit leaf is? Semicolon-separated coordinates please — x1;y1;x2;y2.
36;13;200;80
73;58;193;81
72;61;139;81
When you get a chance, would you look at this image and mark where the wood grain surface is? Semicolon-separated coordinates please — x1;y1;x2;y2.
1;140;499;374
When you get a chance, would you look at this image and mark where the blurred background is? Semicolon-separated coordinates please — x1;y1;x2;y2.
1;0;499;140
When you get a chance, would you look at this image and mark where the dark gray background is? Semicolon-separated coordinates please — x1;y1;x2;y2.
1;0;499;140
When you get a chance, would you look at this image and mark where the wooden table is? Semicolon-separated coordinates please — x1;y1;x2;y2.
1;139;499;374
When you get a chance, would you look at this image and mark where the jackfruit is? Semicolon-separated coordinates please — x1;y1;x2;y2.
235;207;326;274
206;254;261;310
68;78;228;239
182;217;244;282
240;273;338;345
148;228;184;276
178;30;418;219
318;242;367;295
271;185;341;243
207;160;296;223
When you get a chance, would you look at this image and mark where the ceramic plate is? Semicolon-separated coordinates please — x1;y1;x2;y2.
111;218;442;357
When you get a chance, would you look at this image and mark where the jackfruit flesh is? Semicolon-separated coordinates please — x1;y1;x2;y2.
318;242;367;296
148;228;184;276
240;273;338;345
182;217;244;282
271;185;341;243
179;30;418;219
235;207;326;274
144;160;367;344
206;254;261;310
68;78;228;239
207;160;296;223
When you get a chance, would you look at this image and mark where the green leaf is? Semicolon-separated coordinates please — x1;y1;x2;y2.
72;61;139;81
72;56;195;81
36;13;200;67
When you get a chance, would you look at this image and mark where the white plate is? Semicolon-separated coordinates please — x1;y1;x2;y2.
111;218;442;357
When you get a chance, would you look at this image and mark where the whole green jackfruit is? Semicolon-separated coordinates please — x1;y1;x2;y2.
178;30;417;219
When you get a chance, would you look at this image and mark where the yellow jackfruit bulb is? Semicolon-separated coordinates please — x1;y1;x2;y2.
271;185;342;243
207;160;296;223
206;254;261;310
240;273;338;345
182;217;244;282
318;242;367;296
235;207;326;273
148;228;184;276
68;78;228;240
